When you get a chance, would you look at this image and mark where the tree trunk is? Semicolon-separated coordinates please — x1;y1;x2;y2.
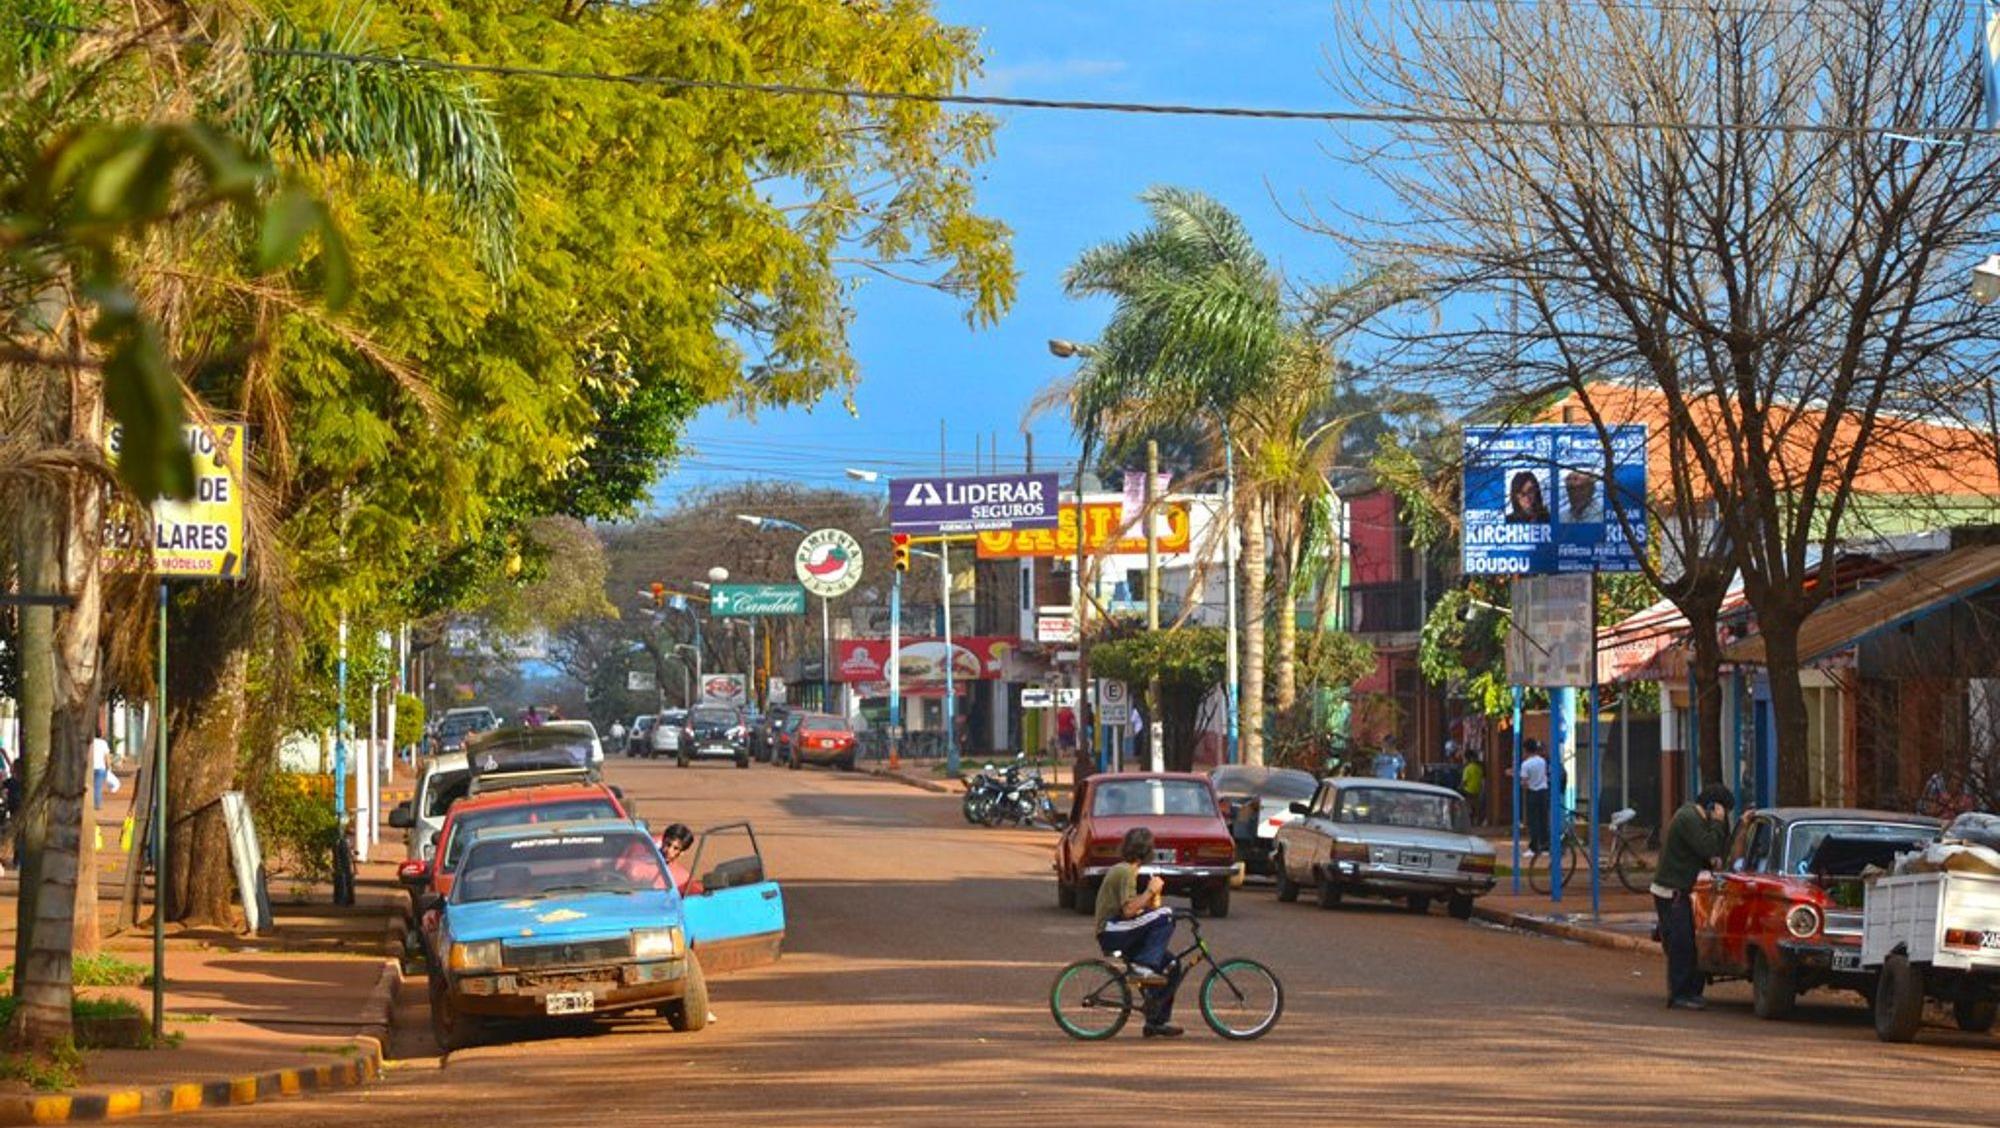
1273;501;1298;714
11;499;57;1001
1686;615;1727;786
9;359;105;1050
1240;495;1267;766
165;587;257;926
1758;616;1814;806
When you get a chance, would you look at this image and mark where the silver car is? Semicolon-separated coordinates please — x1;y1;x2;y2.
1271;777;1495;919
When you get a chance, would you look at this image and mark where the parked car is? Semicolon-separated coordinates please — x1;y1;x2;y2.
624;714;656;758
436;707;499;754
1694;807;1940;1019
786;712;857;770
398;781;631;960
1054;772;1238;918
1272;777;1495;918
678;706;749;768
650;709;687;759
427;817;787;1050
1209;765;1318;876
770;710;808;765
390;752;471;864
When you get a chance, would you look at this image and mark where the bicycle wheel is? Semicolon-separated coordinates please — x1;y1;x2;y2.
1050;959;1133;1041
1526;848;1551;894
1199;958;1283;1040
1614;838;1654;894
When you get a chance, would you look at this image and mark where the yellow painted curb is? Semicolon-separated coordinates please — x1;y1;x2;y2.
0;1041;383;1126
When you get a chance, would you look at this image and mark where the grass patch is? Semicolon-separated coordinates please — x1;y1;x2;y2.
0;954;150;990
164;1012;216;1024
0;1041;83;1092
71;997;140;1023
299;1043;359;1057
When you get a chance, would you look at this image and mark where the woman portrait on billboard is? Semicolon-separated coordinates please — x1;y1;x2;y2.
1505;469;1552;524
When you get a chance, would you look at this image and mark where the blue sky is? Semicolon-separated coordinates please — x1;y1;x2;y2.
655;0;1380;506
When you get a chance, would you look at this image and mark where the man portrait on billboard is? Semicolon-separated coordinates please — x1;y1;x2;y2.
1504;469;1552;524
1561;469;1603;525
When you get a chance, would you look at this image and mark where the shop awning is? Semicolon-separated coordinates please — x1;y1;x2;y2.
1721;545;2000;665
1596;583;1750;684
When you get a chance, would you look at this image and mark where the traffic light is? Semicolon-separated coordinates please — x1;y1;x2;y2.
649;581;666;609
892;533;911;572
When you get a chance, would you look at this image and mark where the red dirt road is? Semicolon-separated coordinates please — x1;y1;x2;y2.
186;760;2000;1127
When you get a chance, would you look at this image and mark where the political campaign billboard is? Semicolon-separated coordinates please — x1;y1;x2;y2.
1461;424;1647;576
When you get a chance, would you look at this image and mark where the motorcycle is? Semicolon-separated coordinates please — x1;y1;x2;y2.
961;763;1005;824
982;758;1065;830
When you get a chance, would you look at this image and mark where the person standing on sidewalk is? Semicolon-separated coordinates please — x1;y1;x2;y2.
90;730;111;810
1514;739;1550;852
1652;784;1737;1010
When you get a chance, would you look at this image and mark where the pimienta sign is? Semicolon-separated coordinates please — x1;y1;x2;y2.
710;583;808;617
794;528;864;598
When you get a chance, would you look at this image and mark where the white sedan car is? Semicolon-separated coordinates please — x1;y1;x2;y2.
649;710;686;758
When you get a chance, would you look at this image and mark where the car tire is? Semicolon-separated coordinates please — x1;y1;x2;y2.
1447;893;1475;920
677;753;690;768
1751;951;1799;1020
663;953;710;1033
428;976;480;1053
1057;879;1077;911
1073;880;1098;916
1406;895;1431;915
1205;884;1231;919
1273;853;1300;903
1954;992;1998;1033
1874;953;1924;1043
839;756;855;771
736;755;750;769
1315;869;1342;910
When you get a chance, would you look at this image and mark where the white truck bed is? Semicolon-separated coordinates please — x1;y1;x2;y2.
1862;870;2000;971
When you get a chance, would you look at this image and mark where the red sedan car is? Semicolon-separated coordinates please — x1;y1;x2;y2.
1054;772;1238;918
786;712;858;770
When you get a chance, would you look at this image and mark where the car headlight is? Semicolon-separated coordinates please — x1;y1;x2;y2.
632;926;683;959
448;940;503;971
1785;904;1822;939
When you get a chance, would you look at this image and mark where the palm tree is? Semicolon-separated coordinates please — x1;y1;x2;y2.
1057;187;1286;765
0;5;513;1049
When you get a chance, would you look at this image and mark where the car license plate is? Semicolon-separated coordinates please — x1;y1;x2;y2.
544;991;594;1016
1153;849;1178;864
1400;850;1431;868
1982;931;2000;950
1831;950;1862;971
819;738;834;748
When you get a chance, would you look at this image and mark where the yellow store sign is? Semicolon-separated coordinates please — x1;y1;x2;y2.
105;423;248;578
975;501;1191;559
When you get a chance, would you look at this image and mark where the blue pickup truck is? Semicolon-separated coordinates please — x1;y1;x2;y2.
428;818;784;1050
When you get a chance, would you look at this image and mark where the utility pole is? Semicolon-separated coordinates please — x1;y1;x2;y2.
1146;440;1164;771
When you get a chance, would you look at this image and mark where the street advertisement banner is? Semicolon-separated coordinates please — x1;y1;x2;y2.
794;528;863;597
710;583;807;617
104;422;248;578
1505;575;1596;687
626;668;657;693
1035;614;1078;643
699;673;748;707
1461;424;1647;576
834;636;1016;683
1121;470;1172;523
889;472;1061;534
974;500;1192;559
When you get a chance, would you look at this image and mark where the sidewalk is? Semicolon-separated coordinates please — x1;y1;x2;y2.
1472;888;1662;954
0;765;414;1125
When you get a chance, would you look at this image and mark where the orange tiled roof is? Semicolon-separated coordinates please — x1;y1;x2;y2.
1540;383;2000;499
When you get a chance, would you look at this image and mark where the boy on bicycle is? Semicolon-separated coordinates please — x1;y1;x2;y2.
1094;827;1184;1038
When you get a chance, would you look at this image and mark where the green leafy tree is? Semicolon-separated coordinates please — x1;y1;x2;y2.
1087;628;1228;771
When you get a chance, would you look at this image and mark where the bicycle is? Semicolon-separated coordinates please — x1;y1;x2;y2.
1526;808;1655;894
1049;909;1283;1041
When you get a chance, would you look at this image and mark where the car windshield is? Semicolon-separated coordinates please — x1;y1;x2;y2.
441;799;623;870
800;714;848;731
1784;821;1936;875
633;716;655;733
691;708;737;726
1209;766;1266;797
1336;788;1468;833
422;770;470;818
454;832;665;903
440;712;491;738
661;711;686;725
1092;779;1214;818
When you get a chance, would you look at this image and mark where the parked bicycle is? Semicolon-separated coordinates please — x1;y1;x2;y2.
1526;807;1655;894
1049;909;1283;1041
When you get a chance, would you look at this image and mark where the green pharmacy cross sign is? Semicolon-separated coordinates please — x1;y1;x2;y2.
710;583;809;618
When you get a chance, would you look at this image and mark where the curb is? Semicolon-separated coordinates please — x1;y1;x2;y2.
0;1045;382;1126
861;766;954;795
1472;904;1661;955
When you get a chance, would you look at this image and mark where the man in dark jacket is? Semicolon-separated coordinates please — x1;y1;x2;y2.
1652;784;1738;1010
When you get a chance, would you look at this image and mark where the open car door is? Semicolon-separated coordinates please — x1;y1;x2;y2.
679;821;786;974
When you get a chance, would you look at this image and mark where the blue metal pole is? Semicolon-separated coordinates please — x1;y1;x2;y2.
942;541;958;776
1589;680;1602;920
1222;421;1240;765
1731;668;1745;812
888;568;902;763
1511;685;1524;895
1549;686;1572;904
334;616;348;824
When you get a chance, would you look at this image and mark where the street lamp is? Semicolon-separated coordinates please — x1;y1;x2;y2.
846;468;908;767
740;512;834;711
736;513;808;534
1047;338;1091;358
696;567;757;710
1974;254;2000;305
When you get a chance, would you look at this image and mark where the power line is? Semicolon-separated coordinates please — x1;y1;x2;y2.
41;18;2000;141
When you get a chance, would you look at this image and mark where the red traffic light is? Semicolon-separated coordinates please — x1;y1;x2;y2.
891;533;910;546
